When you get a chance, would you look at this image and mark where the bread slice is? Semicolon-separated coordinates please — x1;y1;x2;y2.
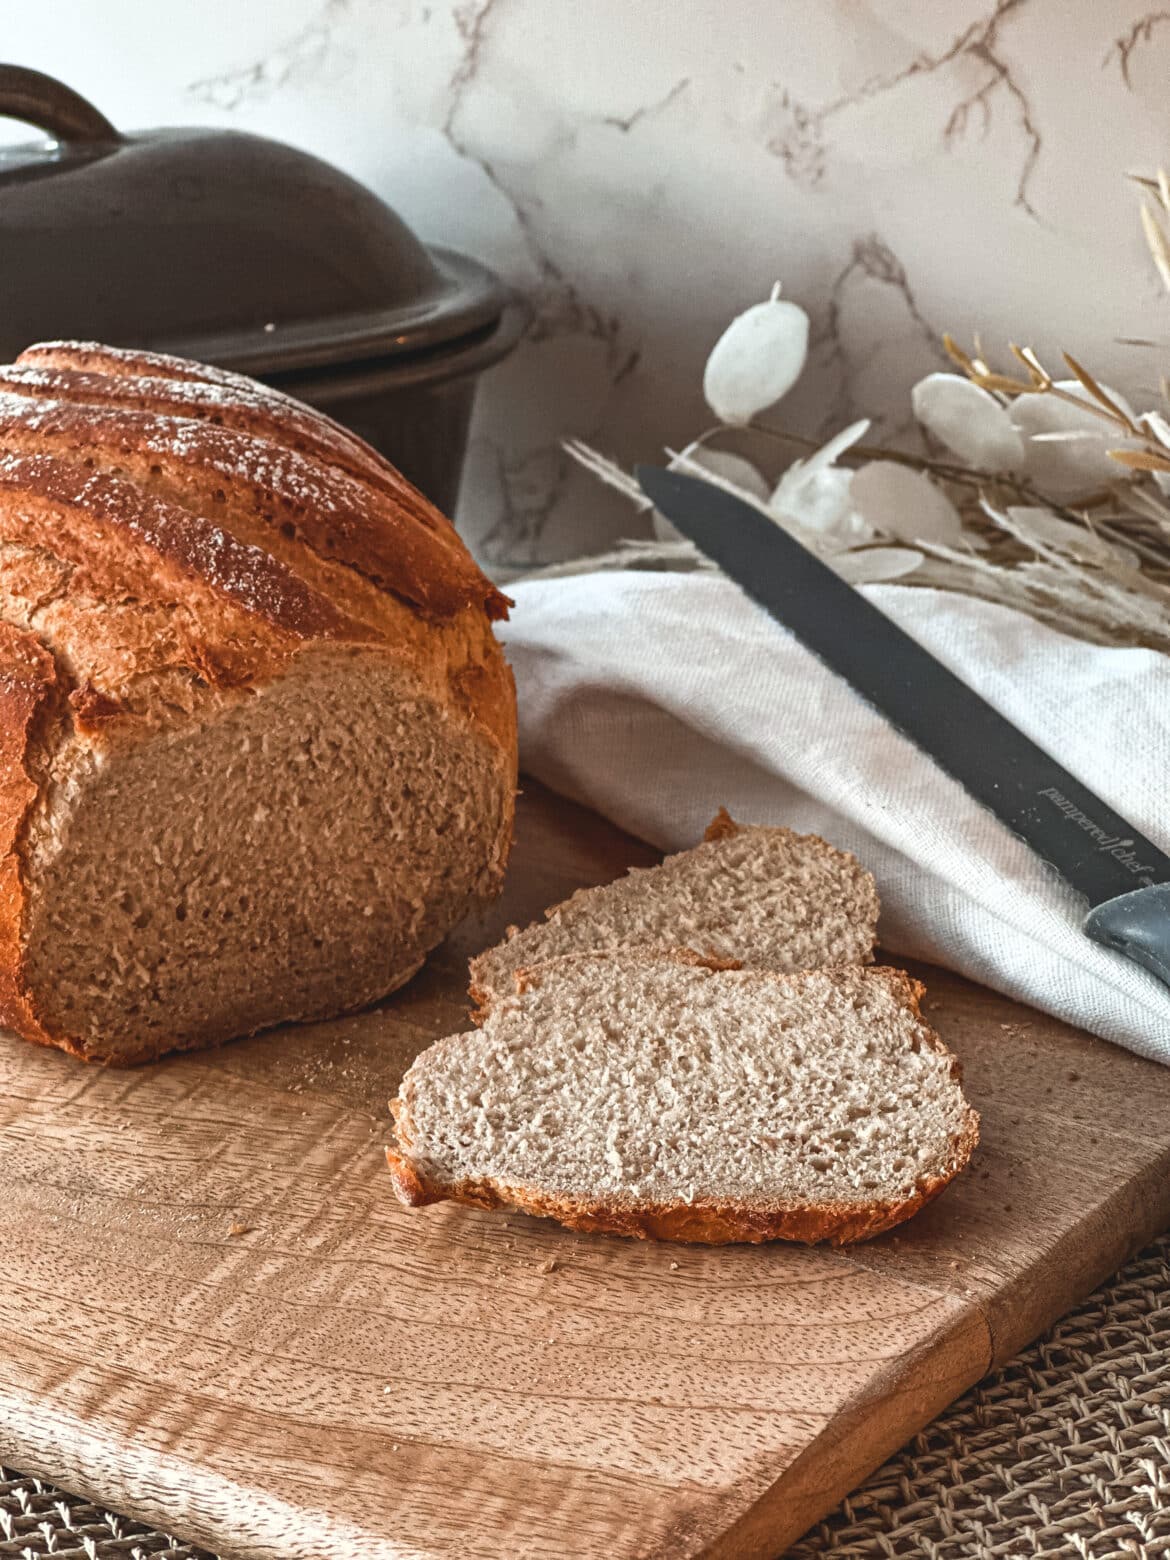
387;954;978;1245
469;809;879;1017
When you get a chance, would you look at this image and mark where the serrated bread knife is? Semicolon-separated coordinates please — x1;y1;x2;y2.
638;463;1170;993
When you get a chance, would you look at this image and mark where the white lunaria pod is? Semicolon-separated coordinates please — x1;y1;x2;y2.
831;547;925;584
911;373;1025;471
849;460;964;545
702;282;810;425
1009;381;1137;500
769;420;872;545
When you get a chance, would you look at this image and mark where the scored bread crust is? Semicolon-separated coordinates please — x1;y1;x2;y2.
388;959;980;1246
0;340;518;1063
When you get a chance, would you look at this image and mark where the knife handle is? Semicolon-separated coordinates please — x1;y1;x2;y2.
1084;884;1170;991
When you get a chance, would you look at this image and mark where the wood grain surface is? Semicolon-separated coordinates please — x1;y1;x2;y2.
2;781;1170;1560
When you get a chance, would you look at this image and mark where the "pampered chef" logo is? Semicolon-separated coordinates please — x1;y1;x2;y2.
1037;786;1159;883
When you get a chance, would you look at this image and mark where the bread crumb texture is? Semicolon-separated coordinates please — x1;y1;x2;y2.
470;813;879;1014
389;956;979;1245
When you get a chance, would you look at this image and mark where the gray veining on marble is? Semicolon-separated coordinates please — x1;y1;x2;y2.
3;1;1170;569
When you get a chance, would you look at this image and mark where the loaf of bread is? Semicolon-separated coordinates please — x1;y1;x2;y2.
0;340;517;1063
469;808;879;1016
387;953;979;1245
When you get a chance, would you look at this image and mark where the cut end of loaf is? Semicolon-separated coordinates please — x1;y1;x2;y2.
389;956;979;1245
18;646;512;1065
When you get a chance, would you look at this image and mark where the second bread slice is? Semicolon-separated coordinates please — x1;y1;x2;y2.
388;954;978;1245
470;810;879;1015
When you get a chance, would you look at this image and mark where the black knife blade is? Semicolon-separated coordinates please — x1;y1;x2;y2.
639;463;1170;992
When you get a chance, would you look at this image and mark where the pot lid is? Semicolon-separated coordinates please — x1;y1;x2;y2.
0;64;512;373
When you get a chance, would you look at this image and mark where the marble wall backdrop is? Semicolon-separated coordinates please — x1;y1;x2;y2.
5;2;1170;567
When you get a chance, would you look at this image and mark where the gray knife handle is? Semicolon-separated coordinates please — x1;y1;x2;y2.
1084;883;1170;991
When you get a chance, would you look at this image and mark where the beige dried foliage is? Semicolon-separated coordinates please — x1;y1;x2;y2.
558;170;1170;653
1108;448;1170;473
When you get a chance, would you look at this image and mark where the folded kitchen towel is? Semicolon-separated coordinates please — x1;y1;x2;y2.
504;569;1170;1062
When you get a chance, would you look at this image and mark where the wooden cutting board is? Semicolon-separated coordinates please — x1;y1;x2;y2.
2;781;1170;1560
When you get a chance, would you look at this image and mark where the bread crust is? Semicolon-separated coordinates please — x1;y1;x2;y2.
389;960;980;1245
0;621;64;1053
702;805;740;843
3;351;406;498
0;453;362;652
0;340;517;1062
383;1149;972;1246
0;390;507;622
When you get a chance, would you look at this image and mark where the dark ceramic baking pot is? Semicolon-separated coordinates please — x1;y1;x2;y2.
0;64;526;514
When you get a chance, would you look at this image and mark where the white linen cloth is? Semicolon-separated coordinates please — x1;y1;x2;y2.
504;570;1170;1062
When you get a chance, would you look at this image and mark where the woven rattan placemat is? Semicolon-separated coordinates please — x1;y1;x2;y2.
3;1232;1168;1560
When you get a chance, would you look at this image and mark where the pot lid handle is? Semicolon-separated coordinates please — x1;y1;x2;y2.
0;65;122;144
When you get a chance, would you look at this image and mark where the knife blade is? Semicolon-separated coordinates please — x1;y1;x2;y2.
638;463;1170;992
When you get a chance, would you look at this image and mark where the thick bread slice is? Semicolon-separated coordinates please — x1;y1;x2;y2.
387;955;979;1245
469;809;879;1016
